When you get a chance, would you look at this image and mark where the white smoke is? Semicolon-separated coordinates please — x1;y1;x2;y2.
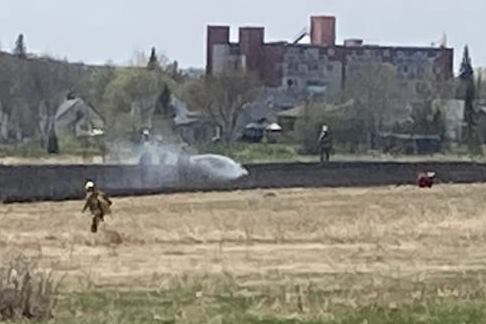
189;154;248;181
106;140;248;183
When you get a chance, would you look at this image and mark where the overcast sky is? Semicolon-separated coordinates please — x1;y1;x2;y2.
0;0;483;72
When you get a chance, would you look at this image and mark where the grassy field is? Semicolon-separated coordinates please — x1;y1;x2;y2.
2;141;486;165
2;185;486;322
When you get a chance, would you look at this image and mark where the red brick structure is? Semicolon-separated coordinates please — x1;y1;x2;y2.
206;15;454;98
206;25;230;75
310;16;336;47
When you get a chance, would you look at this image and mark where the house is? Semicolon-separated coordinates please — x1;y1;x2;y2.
55;98;104;138
241;121;267;142
277;105;306;132
432;99;464;142
130;94;220;145
276;99;357;133
376;132;442;154
171;97;220;144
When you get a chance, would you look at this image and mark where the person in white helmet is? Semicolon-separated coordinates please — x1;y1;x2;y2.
82;180;112;233
317;124;333;163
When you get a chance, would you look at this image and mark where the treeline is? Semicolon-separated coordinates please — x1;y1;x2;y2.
0;36;190;149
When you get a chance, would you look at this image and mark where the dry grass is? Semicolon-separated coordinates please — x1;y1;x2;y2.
1;184;486;320
0;254;63;321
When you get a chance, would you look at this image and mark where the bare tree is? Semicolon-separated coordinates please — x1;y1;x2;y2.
343;62;400;134
182;70;261;142
459;45;481;154
29;60;77;147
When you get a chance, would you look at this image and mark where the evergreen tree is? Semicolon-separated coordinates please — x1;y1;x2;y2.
13;34;27;58
47;128;59;154
459;45;481;154
147;47;159;71
155;84;172;116
476;72;483;100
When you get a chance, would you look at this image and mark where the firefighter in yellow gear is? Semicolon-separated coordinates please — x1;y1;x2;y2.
82;181;112;233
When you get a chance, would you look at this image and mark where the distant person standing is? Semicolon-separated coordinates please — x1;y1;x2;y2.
141;129;150;144
82;181;112;233
318;125;333;163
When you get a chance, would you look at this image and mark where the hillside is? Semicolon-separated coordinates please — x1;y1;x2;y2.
0;51;96;142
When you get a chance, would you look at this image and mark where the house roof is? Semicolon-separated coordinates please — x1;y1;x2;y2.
378;131;441;141
245;122;266;130
277;99;357;119
55;98;82;120
266;123;282;131
277;105;305;118
172;96;204;126
173;114;201;126
55;98;103;122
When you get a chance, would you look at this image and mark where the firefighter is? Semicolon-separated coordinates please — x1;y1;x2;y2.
82;181;112;233
416;171;436;188
141;129;150;143
318;125;333;163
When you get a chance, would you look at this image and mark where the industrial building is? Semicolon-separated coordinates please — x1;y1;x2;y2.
206;15;454;100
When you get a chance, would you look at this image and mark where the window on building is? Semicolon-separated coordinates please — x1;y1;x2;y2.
417;66;425;77
327;65;334;72
307;80;323;87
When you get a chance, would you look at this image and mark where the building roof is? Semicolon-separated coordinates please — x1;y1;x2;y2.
173;115;201;126
171;96;204;126
266;123;282;131
55;98;104;122
277;100;356;119
55;98;82;120
378;131;441;141
245;122;265;130
277;105;305;118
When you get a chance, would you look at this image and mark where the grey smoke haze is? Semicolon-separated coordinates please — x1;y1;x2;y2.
109;141;248;182
0;0;483;72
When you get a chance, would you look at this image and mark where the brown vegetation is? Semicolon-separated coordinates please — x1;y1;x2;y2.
0;184;485;307
0;255;62;321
